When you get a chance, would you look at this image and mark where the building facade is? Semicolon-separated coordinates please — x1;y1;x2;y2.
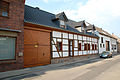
0;0;25;72
23;5;99;67
86;23;118;54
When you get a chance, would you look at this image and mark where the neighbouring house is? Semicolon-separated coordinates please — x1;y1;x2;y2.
85;22;117;54
0;0;25;72
112;33;120;53
23;5;99;67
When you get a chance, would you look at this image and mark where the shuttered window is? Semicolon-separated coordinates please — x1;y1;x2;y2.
0;1;9;17
0;37;16;60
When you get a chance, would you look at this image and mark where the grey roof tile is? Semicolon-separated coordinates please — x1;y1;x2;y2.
24;5;98;38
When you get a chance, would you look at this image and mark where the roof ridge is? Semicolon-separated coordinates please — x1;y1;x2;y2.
25;5;55;15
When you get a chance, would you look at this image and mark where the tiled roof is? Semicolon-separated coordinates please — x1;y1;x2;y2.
24;5;98;38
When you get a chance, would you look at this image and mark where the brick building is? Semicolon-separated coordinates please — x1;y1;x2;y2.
0;0;25;72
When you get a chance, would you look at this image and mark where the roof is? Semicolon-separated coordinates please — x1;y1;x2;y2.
56;12;69;22
24;5;98;38
112;34;120;43
86;22;116;39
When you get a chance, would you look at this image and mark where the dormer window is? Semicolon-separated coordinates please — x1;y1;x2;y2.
60;20;66;29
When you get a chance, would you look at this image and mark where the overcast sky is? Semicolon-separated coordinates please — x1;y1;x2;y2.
26;0;120;37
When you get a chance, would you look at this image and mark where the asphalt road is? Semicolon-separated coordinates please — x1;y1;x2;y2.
4;55;120;80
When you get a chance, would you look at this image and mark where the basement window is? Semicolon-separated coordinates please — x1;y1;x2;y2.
0;1;9;17
57;42;62;51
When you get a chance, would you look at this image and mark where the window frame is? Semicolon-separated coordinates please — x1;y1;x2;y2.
0;1;9;17
0;35;17;61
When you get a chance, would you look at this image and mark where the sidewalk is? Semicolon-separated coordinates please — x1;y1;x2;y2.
2;53;120;80
0;56;101;79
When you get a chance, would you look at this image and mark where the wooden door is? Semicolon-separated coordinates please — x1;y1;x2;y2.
69;40;74;57
106;41;110;51
24;29;50;68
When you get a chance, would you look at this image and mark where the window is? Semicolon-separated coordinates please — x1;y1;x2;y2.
100;44;102;48
95;44;97;50
0;1;9;17
92;44;95;50
101;37;103;43
88;44;90;50
57;42;62;51
60;20;66;29
114;45;116;50
0;37;16;60
84;43;87;50
78;43;81;51
103;44;105;48
84;44;90;50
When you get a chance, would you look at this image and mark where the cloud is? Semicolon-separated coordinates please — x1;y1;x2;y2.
59;0;120;27
43;0;72;3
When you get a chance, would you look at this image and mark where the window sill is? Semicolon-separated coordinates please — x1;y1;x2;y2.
0;60;16;64
0;15;9;18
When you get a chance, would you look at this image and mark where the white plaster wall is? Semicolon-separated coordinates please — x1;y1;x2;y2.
53;31;61;38
63;52;68;57
53;52;59;58
83;36;86;40
63;39;68;44
69;34;73;39
78;35;82;40
74;40;78;47
63;45;68;50
74;35;77;39
111;38;117;52
74;51;78;56
79;51;82;55
63;33;68;38
52;45;57;51
53;38;56;44
98;34;111;54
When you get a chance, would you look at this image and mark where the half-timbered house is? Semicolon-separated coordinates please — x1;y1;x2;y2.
24;5;99;67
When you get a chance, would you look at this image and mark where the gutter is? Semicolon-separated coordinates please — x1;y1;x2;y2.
0;28;21;33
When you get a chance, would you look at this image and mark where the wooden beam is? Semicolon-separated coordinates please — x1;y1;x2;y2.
52;38;61;57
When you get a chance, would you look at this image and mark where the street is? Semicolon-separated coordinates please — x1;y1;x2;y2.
4;55;120;80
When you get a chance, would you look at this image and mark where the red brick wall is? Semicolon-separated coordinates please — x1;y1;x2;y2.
0;0;24;72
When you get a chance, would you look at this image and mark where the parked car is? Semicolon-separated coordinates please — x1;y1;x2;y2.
100;51;112;58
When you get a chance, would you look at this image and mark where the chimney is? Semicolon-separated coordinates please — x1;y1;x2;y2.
35;7;40;10
92;25;96;35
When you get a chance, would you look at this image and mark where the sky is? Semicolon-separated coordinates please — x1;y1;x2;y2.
25;0;120;37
